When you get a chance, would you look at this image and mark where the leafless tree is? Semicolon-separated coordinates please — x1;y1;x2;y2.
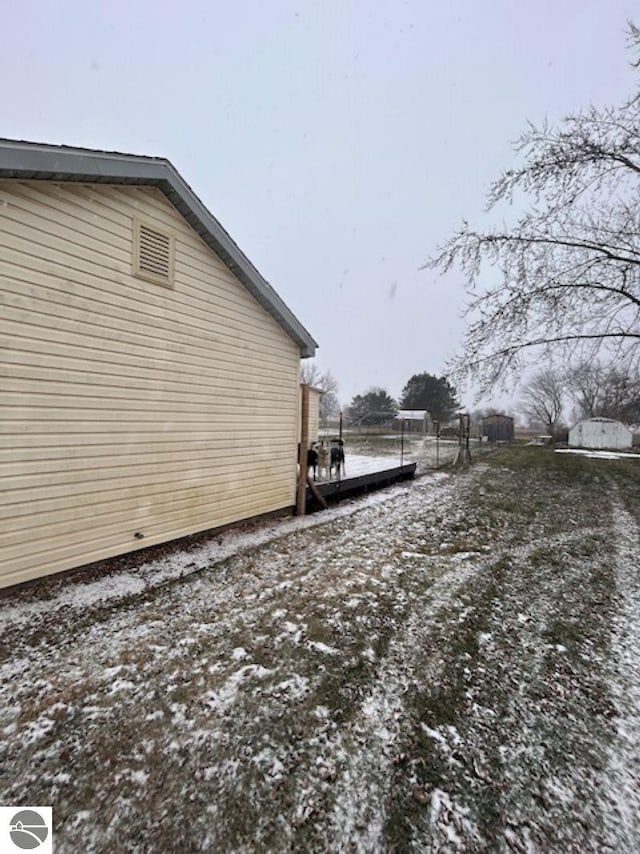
519;368;566;434
567;362;604;420
429;24;640;392
568;361;640;423
300;362;340;421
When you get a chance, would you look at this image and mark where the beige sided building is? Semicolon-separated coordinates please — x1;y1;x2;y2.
0;140;317;589
307;386;322;443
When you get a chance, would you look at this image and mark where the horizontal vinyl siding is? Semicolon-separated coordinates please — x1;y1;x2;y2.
308;389;321;442
0;181;302;588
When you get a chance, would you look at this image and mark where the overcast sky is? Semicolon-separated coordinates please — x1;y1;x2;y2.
2;1;637;407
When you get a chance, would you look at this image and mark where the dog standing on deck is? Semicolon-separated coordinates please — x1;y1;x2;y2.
307;443;319;480
316;441;331;481
330;439;345;478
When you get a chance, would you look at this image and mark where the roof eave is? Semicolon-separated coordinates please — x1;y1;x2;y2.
0;140;317;358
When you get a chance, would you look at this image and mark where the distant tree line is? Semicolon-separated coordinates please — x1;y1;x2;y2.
519;361;640;435
345;373;460;427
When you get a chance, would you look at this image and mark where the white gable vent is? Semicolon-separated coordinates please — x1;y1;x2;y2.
133;218;175;287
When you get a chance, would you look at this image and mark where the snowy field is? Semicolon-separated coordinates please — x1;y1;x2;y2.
2;447;640;851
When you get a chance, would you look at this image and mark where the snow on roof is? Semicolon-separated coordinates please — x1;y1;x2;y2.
570;417;632;429
396;410;429;420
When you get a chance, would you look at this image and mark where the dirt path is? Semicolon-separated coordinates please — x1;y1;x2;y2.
1;449;640;851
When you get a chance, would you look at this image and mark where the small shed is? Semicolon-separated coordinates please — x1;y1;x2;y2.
481;414;514;443
569;417;632;450
394;410;431;433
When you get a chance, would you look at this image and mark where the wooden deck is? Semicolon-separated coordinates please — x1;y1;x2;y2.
306;461;417;511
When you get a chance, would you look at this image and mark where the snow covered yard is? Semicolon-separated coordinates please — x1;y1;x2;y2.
2;447;640;851
337;432;466;473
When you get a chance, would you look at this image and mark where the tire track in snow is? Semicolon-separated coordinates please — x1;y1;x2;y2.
602;485;640;850
323;558;480;850
320;518;612;850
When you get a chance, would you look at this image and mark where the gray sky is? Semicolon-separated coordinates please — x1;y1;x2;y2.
2;1;637;407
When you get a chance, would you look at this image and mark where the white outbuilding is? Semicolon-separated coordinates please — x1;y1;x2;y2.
394;410;431;433
568;417;633;450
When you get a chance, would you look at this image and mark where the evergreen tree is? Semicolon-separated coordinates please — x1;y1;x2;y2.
347;388;397;426
399;373;459;421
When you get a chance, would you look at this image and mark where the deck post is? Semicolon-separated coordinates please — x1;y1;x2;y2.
306;475;328;509
296;383;310;515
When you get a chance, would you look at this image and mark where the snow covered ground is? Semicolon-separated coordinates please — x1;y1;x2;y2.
1;447;640;851
556;448;640;461
340;433;468;475
312;451;410;481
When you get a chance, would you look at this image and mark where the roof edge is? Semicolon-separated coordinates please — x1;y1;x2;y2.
0;139;317;357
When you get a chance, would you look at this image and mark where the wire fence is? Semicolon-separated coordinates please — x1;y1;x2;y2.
318;425;494;475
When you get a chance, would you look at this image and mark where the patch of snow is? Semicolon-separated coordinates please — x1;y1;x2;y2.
556;449;640;461
205;664;276;714
109;680;136;693
253;749;286;780
270;674;310;699
421;723;448;747
313;705;331;720
21;716;56;745
103;665;126;679
430;788;480;849
307;641;340;656
283;621;301;634
144;710;164;722
231;647;248;661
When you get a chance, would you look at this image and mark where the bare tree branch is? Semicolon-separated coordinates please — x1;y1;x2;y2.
428;27;640;391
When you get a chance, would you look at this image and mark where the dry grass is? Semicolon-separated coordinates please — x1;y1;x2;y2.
1;447;640;851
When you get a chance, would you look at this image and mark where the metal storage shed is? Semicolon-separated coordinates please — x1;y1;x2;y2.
568;417;632;450
481;414;514;443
